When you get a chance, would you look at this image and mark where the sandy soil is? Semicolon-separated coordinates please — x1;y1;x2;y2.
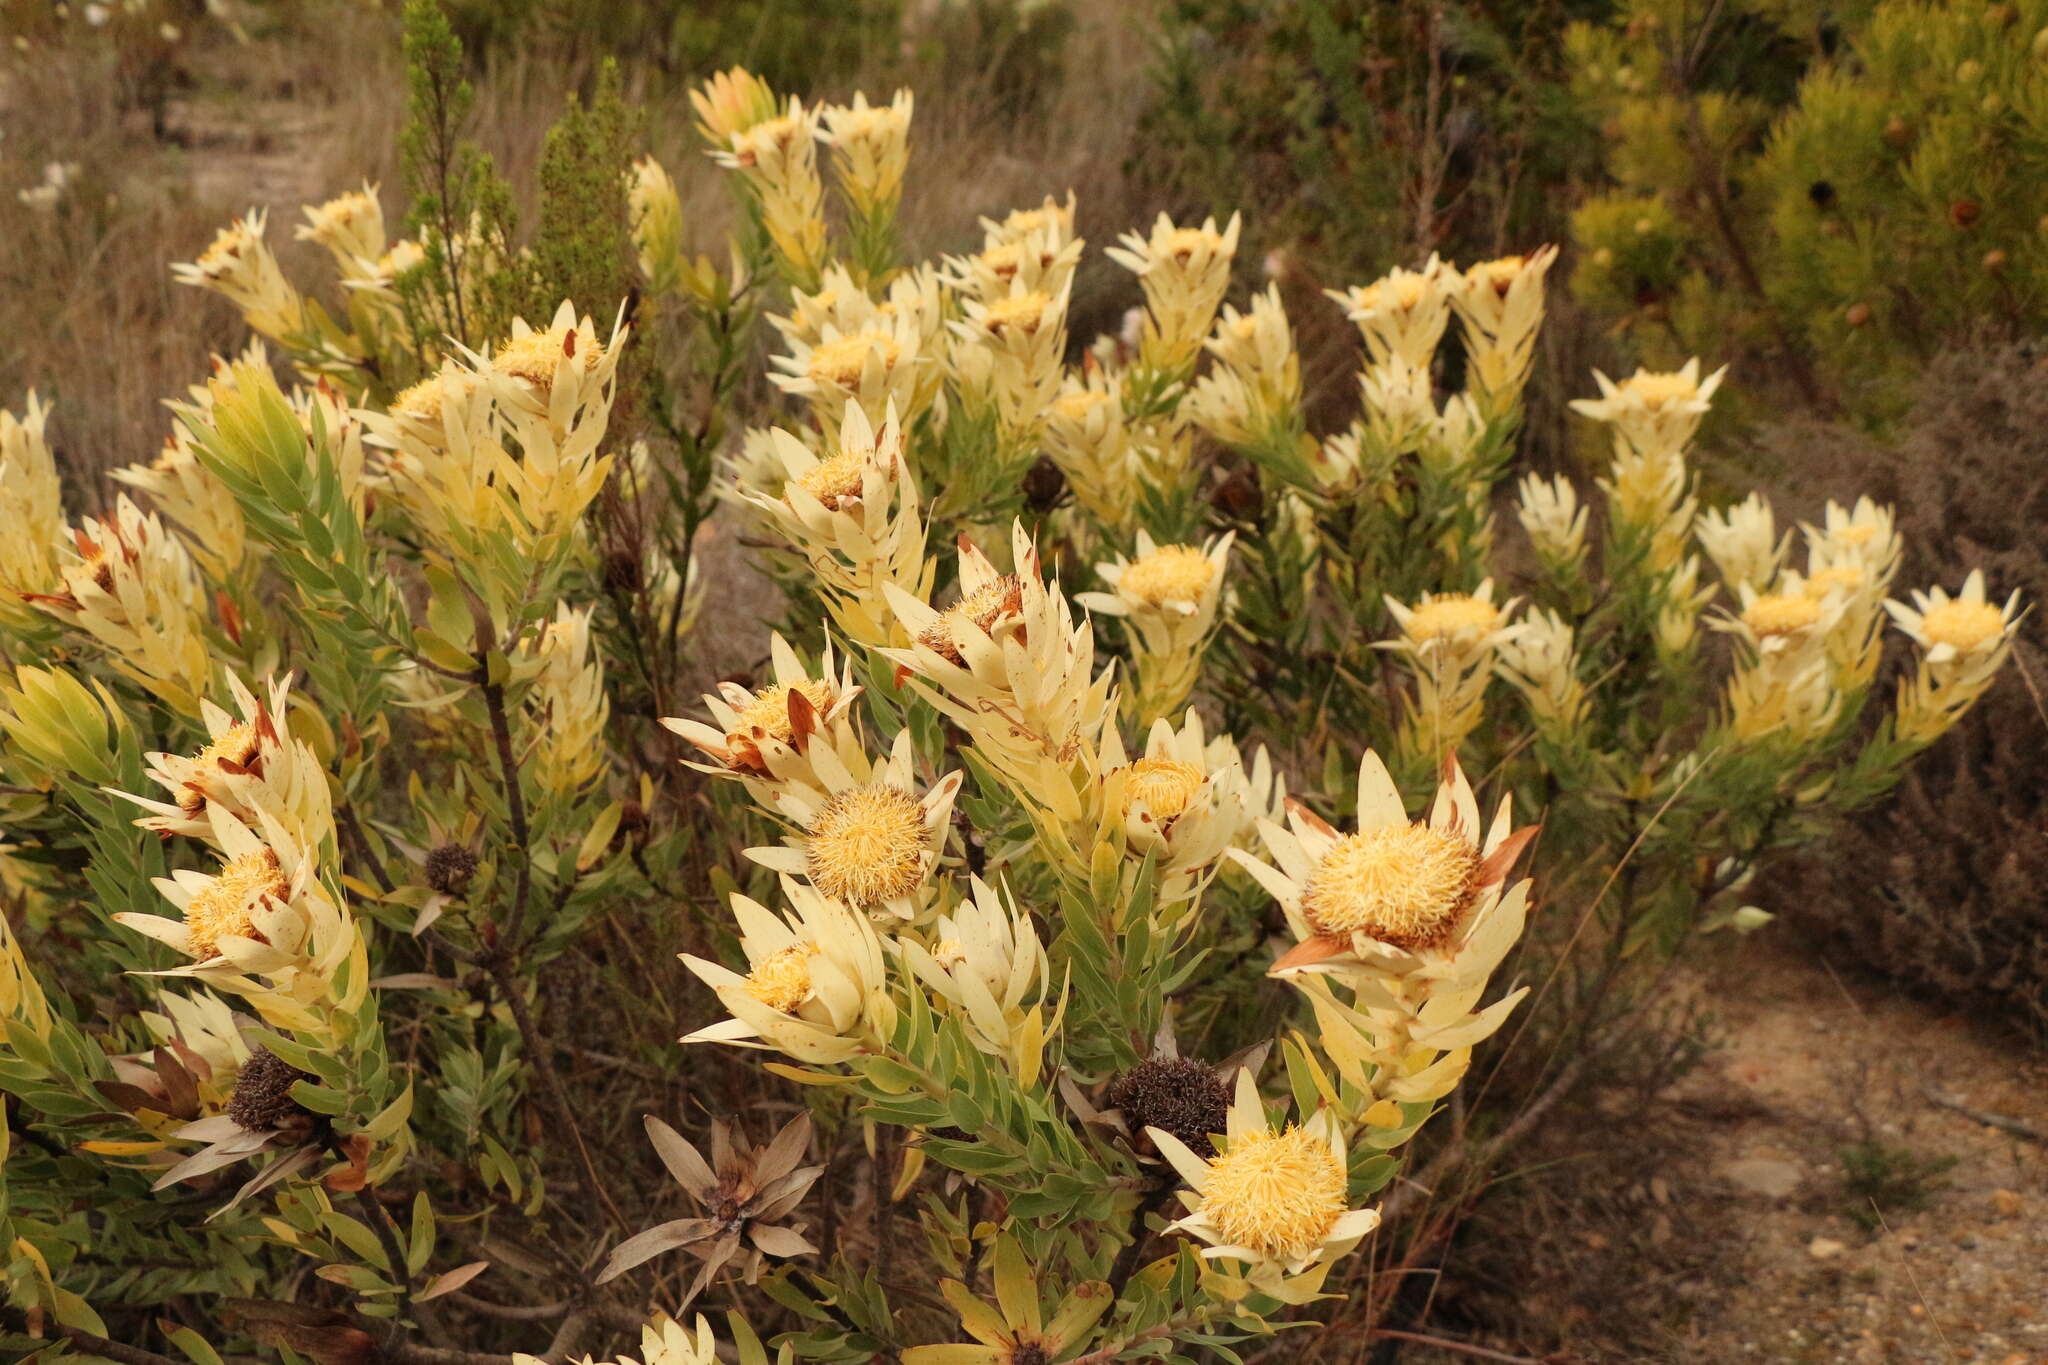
1419;935;2048;1364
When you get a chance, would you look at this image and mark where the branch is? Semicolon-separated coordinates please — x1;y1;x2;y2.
485;956;630;1233
1369;1328;1544;1363
1923;1086;2048;1145
28;1324;181;1365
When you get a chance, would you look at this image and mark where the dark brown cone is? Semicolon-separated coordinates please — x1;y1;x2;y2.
425;843;478;895
228;1049;317;1136
1106;1056;1230;1159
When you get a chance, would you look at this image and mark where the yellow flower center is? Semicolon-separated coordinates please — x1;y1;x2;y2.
1920;599;2006;653
392;373;479;424
1201;1125;1349;1263
724;680;836;770
1300;824;1480;950
177;722;262;815
376;241;425;279
806;785;928;904
1621;372;1699;410
1743;593;1822;637
918;575;1026;663
183;850;285;959
1121;758;1204;821
308;192;375;235
1002;205;1066;239
1803;566;1862;600
983;291;1051;337
743;943;817;1014
1404;594;1502;644
493;326;602;391
1166;227;1225;263
78;539;118;594
1471;255;1525;295
1118;545;1215;609
197;224;254;274
793;450;867;509
1053;389;1110;422
932;938;967;969
807;332;900;389
1831;523;1879;548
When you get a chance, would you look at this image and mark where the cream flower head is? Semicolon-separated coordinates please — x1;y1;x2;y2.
1885;568;2021;668
662;632;867;797
770;314;926;433
1148;1070;1379;1302
1094;711;1253;893
744;729;963;923
1571;357;1725;456
1231;750;1536;985
1326;256;1452;370
1695;492;1789;597
680;879;889;1064
1380;579;1521;660
113;673;333;850
898;876;1048;1077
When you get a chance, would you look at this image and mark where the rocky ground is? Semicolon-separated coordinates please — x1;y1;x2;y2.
1417;934;2048;1364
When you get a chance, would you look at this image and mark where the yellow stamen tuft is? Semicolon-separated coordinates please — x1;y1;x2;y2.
493;326;602;390
1053;389;1110;422
1119;545;1215;609
1404;594;1502;645
1471;255;1525;294
1804;566;1862;600
1743;593;1822;638
1121;758;1204;822
178;722;262;815
1166;226;1225;262
183;850;284;959
743;943;817;1014
1920;599;2007;654
983;291;1051;337
806;332;900;390
1620;371;1700;409
918;575;1026;664
724;680;836;770
374;240;425;281
792;450;867;510
806;785;928;904
1201;1125;1348;1263
1301;824;1480;950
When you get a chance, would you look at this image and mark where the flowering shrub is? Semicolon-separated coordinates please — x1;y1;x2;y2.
1568;0;2048;418
0;48;2021;1365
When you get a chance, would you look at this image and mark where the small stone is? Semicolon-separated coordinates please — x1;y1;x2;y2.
1719;1156;1803;1199
1808;1236;1847;1260
1991;1188;2023;1219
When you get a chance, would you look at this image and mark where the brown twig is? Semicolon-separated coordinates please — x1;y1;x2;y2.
25;1324;180;1365
1922;1087;2048;1145
486;957;631;1233
1369;1328;1546;1363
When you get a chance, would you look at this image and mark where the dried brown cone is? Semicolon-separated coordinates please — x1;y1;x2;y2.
424;843;478;896
1105;1056;1231;1160
597;1111;822;1305
228;1049;319;1140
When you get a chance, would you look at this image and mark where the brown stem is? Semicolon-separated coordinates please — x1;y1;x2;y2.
25;1324;180;1365
478;672;535;951
1369;1328;1544;1363
486;957;630;1233
354;1185;416;1333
